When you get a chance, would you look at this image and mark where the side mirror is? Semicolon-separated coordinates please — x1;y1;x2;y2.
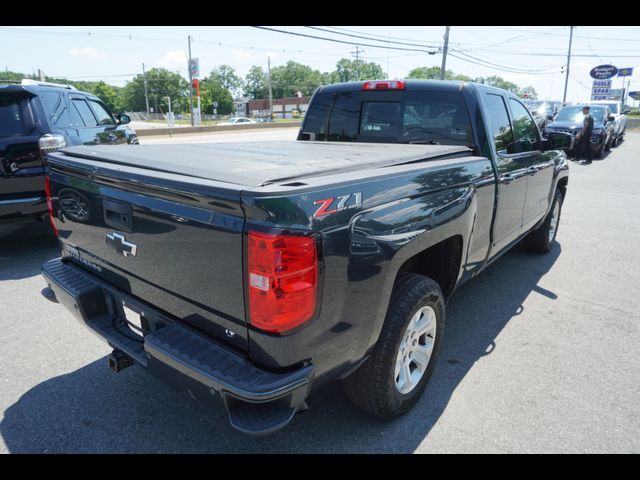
607;115;615;122
547;114;554;121
117;113;131;125
545;131;573;151
622;108;631;114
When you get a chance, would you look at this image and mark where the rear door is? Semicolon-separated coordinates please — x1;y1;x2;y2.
0;92;45;216
507;98;555;231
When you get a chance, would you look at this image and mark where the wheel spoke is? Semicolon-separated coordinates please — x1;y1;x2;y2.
412;344;433;371
401;362;413;392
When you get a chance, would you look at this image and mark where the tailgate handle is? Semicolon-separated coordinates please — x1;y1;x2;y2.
103;198;133;232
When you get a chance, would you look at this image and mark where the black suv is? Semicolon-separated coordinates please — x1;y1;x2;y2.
1;80;137;231
544;104;615;159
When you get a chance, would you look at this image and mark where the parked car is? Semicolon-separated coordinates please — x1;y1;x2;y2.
218;116;256;126
42;79;570;435
586;100;629;147
544;104;615;159
523;100;562;131
255;117;274;123
0;79;137;231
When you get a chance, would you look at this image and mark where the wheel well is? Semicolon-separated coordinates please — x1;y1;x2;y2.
557;177;568;199
396;235;463;299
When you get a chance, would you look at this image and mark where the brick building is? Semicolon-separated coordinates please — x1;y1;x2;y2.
247;95;312;117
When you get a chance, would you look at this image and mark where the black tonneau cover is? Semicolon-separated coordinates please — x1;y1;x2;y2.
59;141;471;187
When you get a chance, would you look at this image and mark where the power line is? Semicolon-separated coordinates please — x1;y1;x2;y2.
251;26;434;53
451;49;560;73
324;26;446;45
305;26;440;49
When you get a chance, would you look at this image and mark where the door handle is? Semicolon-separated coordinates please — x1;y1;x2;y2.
499;174;515;184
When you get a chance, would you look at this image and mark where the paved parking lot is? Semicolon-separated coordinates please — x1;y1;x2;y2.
1;133;639;453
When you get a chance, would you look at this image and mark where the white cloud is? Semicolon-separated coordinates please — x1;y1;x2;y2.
157;50;188;67
68;47;107;59
232;49;251;58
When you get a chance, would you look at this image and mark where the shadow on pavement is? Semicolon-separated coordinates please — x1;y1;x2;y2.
0;221;58;281
0;241;561;453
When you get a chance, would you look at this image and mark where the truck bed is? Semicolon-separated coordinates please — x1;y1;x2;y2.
60;141;471;187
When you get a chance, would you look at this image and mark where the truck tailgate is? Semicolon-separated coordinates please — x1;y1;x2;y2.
46;151;249;351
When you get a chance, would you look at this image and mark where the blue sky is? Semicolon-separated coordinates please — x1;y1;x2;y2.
1;26;639;103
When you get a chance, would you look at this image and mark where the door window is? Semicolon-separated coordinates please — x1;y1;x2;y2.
509;99;540;152
483;93;514;153
71;99;99;127
88;100;115;126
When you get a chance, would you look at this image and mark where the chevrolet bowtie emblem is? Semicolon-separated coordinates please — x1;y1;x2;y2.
106;232;138;258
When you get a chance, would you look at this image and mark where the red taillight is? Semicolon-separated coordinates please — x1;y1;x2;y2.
247;231;317;333
361;80;406;91
44;175;58;236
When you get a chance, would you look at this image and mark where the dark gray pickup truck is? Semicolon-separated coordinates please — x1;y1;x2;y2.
41;80;570;435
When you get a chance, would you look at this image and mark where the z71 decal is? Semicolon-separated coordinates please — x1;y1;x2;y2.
313;192;362;218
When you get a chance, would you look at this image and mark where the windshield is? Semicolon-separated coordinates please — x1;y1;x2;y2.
300;89;473;146
599;103;618;114
555;106;604;123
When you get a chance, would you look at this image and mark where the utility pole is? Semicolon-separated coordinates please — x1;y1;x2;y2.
267;56;273;120
187;35;194;126
562;26;574;105
350;46;364;81
142;63;150;117
440;26;450;80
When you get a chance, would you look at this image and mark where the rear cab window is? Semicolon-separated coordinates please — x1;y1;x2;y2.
300;88;473;147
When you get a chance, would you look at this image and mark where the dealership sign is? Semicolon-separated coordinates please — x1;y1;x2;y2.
591;79;612;100
590;65;618;79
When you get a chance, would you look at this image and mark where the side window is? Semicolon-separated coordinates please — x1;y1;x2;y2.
39;91;71;128
509;99;539;152
71;99;98;127
88;100;115;126
483;93;514;154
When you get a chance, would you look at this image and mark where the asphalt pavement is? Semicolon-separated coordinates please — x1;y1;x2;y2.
1;133;639;453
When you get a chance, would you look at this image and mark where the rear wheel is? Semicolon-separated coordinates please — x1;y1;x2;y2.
525;188;563;253
343;274;445;419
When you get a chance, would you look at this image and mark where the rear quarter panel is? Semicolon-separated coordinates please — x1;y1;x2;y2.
242;156;495;385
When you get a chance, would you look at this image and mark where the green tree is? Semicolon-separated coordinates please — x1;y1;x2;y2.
332;58;385;82
244;65;268;99
518;86;538;100
270;61;325;98
209;65;243;97
200;77;234;115
84;81;122;112
407;66;472;81
122;68;188;113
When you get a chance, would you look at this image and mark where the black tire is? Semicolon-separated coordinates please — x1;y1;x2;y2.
342;273;445;419
525;188;563;253
595;139;605;159
611;134;618;148
605;135;612;151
